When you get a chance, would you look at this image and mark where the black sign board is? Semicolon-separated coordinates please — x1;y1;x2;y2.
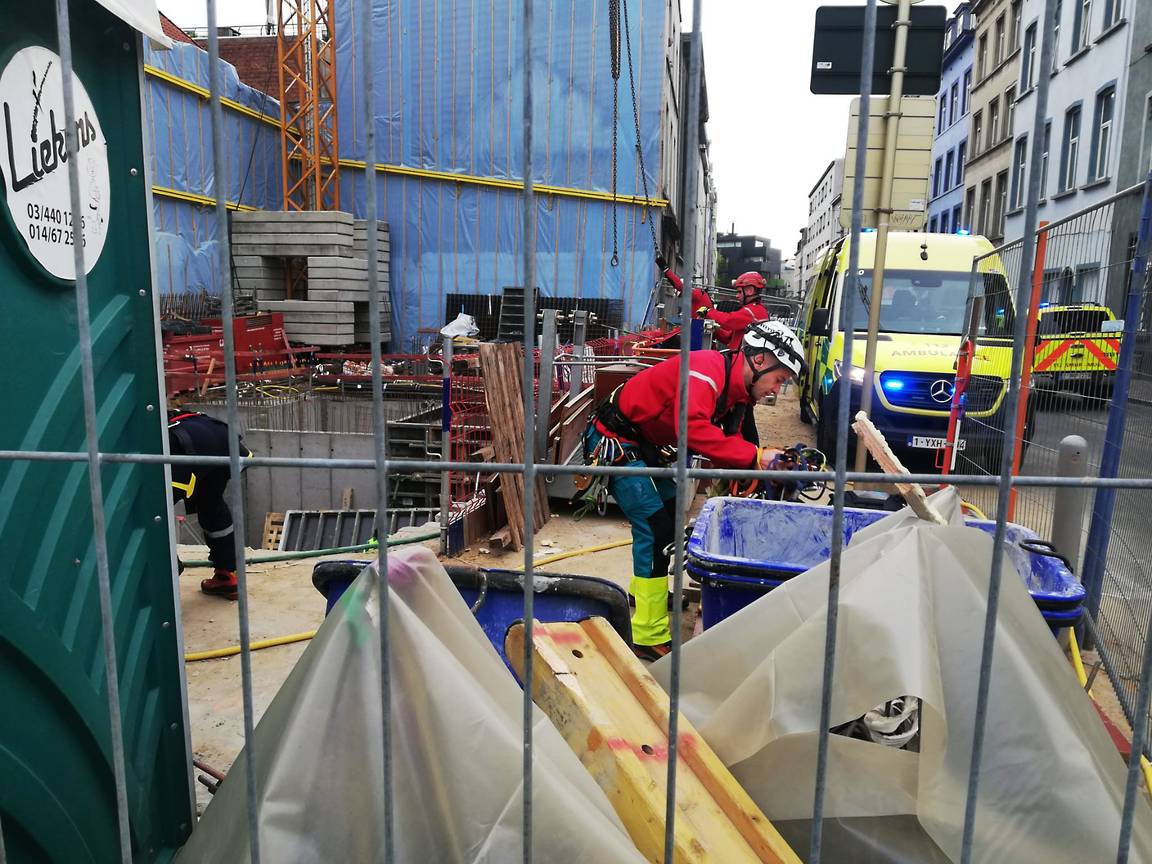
811;5;947;96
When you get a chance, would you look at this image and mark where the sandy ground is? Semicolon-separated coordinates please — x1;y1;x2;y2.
181;387;1131;814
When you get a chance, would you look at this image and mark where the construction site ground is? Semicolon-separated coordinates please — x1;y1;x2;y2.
181;386;1129;813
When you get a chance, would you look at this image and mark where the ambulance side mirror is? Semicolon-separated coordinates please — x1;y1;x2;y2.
809;308;831;338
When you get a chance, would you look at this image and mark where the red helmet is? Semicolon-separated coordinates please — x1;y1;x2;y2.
733;271;767;303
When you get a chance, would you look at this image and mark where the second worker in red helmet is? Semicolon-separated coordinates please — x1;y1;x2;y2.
688;271;771;350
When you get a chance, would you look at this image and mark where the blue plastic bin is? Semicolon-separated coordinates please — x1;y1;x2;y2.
687;499;1085;631
311;561;632;671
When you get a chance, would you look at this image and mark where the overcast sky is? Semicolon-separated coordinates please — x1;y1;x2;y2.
161;0;853;260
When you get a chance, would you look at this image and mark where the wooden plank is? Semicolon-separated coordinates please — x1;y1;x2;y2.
851;411;946;525
478;341;553;536
506;618;802;864
488;525;512;549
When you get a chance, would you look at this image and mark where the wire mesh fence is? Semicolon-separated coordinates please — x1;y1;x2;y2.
947;183;1152;754
10;0;1152;861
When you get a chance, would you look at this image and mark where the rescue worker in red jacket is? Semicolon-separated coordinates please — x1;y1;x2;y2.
657;259;774;445
584;320;807;660
656;258;771;351
692;272;772;350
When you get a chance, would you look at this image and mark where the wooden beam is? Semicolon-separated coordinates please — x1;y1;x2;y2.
851;411;946;525
506;618;802;864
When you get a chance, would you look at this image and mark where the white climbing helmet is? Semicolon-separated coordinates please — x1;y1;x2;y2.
742;320;806;379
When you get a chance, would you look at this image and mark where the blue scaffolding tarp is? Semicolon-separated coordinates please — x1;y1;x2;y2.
144;41;283;306
333;0;668;348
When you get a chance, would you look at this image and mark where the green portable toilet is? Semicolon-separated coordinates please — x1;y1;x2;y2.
0;2;194;861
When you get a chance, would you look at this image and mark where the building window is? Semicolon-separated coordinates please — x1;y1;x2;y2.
962;69;972;114
1102;0;1120;29
978;33;989;79
979;179;993;234
995;170;1009;236
950;82;959;126
1012;0;1023;47
1072;0;1091;51
939;96;947;134
995;14;1007;65
953;203;964;231
941;210;951;234
1090;86;1115;181
989;98;1001;147
1011;136;1028;209
973;110;984;155
930;215;940;234
1006;86;1016;141
966;186;977;228
1061;105;1082;191
957;140;967;183
1021;23;1037;90
1040;122;1052;197
1052;0;1062;70
945;150;955;191
933;156;944;197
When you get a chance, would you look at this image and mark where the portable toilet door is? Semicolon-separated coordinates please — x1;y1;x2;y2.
0;3;194;861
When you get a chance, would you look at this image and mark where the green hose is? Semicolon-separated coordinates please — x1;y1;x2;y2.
180;528;440;568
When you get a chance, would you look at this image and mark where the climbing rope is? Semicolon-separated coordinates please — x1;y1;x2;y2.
609;0;621;267
622;0;660;258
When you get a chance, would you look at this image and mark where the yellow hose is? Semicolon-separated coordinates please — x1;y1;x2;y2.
185;631;316;662
183;539;634;662
960;500;990;521
1067;627;1152;796
517;539;633;570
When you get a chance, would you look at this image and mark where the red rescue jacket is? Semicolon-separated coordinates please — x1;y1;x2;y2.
690;287;769;350
596;350;759;468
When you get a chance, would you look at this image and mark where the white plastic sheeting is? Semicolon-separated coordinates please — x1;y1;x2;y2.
95;0;169;45
653;488;1152;862
177;546;646;862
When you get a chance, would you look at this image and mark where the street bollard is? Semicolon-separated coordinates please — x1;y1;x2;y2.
1051;435;1089;575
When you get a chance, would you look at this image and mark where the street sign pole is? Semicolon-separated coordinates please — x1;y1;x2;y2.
855;0;914;472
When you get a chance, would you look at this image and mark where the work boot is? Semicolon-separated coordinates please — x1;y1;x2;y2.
632;642;672;663
629;575;673;653
200;569;239;600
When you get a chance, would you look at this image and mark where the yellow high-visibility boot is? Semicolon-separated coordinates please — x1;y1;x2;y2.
630;575;673;649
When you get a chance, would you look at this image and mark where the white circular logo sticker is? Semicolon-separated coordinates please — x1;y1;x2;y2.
0;46;110;280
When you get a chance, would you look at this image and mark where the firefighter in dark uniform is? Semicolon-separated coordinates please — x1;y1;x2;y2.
584;320;806;660
168;409;251;600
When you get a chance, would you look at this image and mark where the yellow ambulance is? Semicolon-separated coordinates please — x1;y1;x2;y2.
797;231;1019;461
1033;303;1121;401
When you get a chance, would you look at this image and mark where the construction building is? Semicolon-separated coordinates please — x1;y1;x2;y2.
146;0;715;349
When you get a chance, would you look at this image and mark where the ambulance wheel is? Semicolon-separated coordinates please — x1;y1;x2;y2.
816;398;838;462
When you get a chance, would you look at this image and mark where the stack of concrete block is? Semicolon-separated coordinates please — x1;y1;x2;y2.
230;211;392;346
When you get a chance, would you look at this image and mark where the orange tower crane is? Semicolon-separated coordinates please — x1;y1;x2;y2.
276;0;341;211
